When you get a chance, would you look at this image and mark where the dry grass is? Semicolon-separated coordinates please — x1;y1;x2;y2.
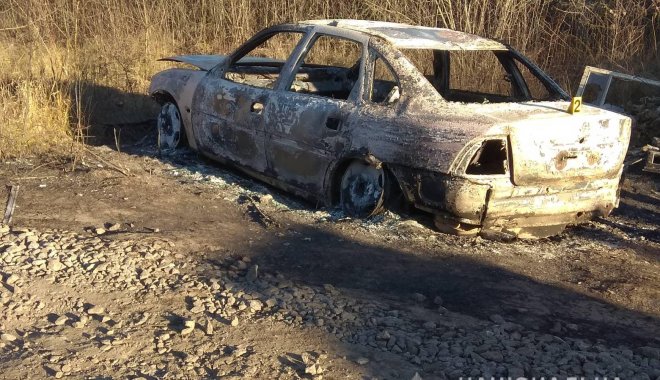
0;0;658;158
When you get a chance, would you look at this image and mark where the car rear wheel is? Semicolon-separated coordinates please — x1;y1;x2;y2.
340;161;386;217
157;102;184;150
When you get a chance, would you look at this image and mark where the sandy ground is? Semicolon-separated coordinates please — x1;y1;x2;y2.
0;144;658;379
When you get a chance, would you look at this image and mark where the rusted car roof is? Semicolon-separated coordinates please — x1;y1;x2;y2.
300;19;507;50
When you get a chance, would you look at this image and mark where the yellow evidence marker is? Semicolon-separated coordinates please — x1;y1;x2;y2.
567;96;582;114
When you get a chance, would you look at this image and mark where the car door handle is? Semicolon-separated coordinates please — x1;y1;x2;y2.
326;116;342;131
251;102;264;114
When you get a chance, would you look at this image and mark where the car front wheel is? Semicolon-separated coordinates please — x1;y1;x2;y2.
157;102;184;150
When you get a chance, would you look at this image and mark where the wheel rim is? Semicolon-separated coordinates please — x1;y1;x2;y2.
340;161;385;217
157;102;182;150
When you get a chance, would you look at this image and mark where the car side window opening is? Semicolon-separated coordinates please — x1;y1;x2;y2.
447;50;516;103
370;55;400;104
466;139;508;175
288;34;363;101
402;48;560;103
224;31;304;89
513;58;557;101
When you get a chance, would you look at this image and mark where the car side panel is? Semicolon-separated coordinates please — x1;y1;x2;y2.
264;92;353;193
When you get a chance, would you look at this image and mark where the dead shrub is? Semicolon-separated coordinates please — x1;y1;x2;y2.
0;0;657;158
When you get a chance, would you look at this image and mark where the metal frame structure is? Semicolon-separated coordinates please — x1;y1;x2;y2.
576;66;660;106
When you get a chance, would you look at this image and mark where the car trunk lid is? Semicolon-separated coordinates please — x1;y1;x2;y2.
507;104;630;186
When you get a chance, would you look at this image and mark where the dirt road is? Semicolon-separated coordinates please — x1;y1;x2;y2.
0;145;658;379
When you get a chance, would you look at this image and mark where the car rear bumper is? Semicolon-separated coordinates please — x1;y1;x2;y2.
432;182;619;238
390;165;622;238
482;180;619;230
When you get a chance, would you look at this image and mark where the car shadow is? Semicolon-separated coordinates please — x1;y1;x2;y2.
194;221;660;378
65;80;159;148
570;169;660;264
275;225;657;343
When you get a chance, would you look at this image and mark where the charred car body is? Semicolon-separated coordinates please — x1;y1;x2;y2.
149;20;631;238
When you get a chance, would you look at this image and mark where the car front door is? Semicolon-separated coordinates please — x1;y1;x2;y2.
263;33;366;194
191;30;306;173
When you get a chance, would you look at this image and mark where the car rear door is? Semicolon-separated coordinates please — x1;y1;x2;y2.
263;32;366;194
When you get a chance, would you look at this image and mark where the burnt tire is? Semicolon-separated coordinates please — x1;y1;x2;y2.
157;102;184;150
339;161;386;217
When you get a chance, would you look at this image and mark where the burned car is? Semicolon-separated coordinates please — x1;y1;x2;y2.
149;20;631;238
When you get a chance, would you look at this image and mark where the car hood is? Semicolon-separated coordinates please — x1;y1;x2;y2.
158;55;285;71
158;55;227;71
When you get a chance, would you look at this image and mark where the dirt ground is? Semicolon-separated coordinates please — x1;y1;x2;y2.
0;142;658;379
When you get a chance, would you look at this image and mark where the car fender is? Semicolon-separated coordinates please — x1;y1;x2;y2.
149;68;205;150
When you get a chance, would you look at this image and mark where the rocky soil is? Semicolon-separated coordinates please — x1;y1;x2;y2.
0;146;659;379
